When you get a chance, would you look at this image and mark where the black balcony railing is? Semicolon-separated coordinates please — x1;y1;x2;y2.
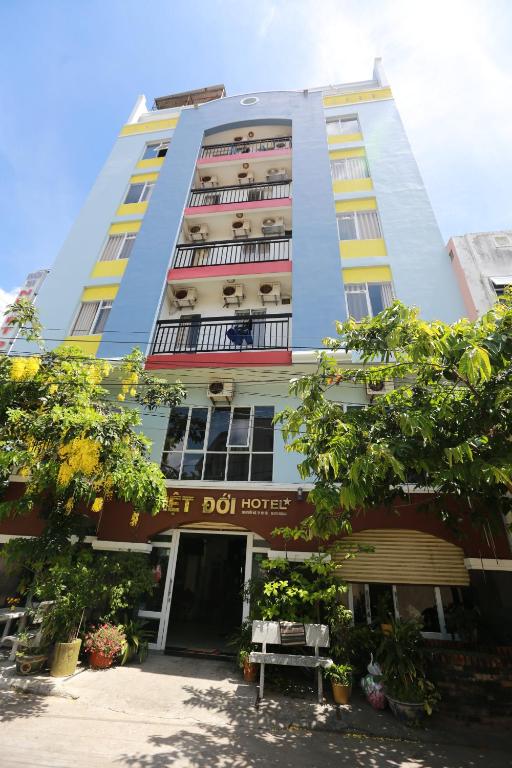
172;237;291;269
188;181;292;208
200;136;292;159
152;314;291;355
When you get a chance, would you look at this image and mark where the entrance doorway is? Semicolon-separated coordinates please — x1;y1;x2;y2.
166;533;247;654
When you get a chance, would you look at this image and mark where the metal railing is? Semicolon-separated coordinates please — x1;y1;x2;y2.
152;314;291;354
172;237;291;269
188;181;292;208
200;136;292;159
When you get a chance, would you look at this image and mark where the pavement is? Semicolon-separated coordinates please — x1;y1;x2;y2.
0;653;511;767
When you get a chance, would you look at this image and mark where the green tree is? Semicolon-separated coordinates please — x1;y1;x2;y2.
0;299;184;525
276;294;512;540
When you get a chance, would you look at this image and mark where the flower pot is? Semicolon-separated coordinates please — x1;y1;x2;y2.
89;650;114;669
50;639;82;678
16;653;48;676
331;681;352;705
243;660;258;683
387;695;427;725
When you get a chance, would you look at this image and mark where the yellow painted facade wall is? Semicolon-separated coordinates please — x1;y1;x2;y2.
129;172;159;184
329;147;366;160
340;239;387;259
323;87;393;107
119;117;179;136
343;265;392;283
109;221;142;235
62;335;101;355
333;178;373;194
116;201;148;218
81;285;119;302
327;132;363;145
136;157;165;170
90;260;128;279
335;198;376;212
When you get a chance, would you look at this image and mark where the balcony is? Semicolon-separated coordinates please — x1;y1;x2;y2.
187;181;292;208
200;136;292;159
152;313;291;355
172;237;291;270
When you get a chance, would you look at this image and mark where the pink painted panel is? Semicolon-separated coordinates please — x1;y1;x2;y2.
145;350;292;369
185;198;291;216
197;148;292;166
168;260;292;281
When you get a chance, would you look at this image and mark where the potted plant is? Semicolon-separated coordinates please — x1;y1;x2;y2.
375;592;394;635
238;648;258;682
324;662;353;704
120;618;151;665
377;619;439;725
84;623;126;669
15;630;50;676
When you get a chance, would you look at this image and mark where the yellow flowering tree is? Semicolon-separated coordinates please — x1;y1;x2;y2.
0;300;184;525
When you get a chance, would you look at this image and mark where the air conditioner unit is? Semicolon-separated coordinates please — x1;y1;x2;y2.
266;168;287;182
200;175;218;188
207;381;235;403
222;283;245;306
187;224;209;242
237;171;254;185
261;217;285;236
232;219;251;238
259;282;281;304
366;380;394;397
173;287;198;308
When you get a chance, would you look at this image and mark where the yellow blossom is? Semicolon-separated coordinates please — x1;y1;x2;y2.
130;388;137;397
57;438;101;486
91;497;104;513
65;498;74;514
48;384;58;395
10;357;41;381
18;466;30;477
129;512;140;527
117;393;125;401
25;357;41;378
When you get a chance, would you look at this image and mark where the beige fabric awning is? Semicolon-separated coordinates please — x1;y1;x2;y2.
332;528;469;586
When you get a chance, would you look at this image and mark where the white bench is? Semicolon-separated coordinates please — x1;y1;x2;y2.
249;620;333;704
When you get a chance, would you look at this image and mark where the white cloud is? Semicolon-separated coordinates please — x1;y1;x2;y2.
0;287;19;320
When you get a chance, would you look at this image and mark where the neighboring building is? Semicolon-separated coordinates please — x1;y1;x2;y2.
448;230;512;319
2;61;511;651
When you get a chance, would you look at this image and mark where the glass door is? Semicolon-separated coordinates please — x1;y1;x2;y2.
138;532;180;650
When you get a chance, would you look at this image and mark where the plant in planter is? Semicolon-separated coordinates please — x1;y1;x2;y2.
84;623;126;669
377;619;439;724
15;629;50;676
324;662;353;704
120;618;151;665
229;620;258;682
238;648;258;682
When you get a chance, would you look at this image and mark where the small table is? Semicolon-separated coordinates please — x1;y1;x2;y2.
0;608;28;661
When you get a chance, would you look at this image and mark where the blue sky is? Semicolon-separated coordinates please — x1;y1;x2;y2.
1;0;511;312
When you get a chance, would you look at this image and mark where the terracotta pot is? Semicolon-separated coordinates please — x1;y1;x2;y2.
331;681;352;705
89;650;114;669
243;660;258;682
50;639;82;678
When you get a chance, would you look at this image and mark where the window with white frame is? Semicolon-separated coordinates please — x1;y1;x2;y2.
99;232;137;262
142;140;169;160
337;210;381;240
161;405;274;481
490;278;511;297
70;300;112;336
124;181;154;205
345;281;394;321
331;157;369;181
326;116;360;136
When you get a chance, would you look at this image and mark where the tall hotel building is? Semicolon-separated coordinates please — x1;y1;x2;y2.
3;61;511;649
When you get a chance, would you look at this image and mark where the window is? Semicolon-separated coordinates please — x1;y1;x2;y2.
326;117;360;136
161;405;274;482
124;181;154;205
100;232;137;262
331;157;369;181
490;278;511;297
345;282;394;321
142;140;169;160
337;210;381;240
70;300;112;336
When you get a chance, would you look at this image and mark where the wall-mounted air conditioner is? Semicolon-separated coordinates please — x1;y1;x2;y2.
200;175;218;188
266;168;287;182
222;283;245;307
232;220;251;238
173;287;198;308
207;381;234;403
237;171;254;185
261;217;285;236
187;224;209;242
259;282;281;305
366;381;394;397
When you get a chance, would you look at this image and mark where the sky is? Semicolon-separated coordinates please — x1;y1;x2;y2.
1;0;511;314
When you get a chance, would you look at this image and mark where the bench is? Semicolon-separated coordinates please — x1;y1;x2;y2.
249;620;333;704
